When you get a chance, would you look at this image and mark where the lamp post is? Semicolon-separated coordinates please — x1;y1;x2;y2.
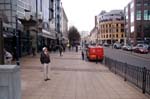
0;18;4;64
15;16;20;65
96;26;99;44
111;19;115;49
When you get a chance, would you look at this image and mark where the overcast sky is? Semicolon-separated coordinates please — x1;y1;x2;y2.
62;0;131;32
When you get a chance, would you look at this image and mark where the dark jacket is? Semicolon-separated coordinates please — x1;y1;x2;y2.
40;51;50;64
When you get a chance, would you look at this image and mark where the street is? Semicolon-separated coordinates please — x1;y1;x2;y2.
104;47;150;70
21;51;149;99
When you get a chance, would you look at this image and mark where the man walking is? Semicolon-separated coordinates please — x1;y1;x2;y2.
59;45;63;56
40;47;51;81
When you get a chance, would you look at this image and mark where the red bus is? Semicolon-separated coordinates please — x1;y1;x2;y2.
86;46;104;61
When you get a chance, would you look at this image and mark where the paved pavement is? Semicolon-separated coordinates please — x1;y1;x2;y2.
20;51;150;99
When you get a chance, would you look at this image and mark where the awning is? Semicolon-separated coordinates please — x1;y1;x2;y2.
38;29;56;39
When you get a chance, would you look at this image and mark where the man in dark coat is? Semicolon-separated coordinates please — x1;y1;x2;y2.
40;47;51;81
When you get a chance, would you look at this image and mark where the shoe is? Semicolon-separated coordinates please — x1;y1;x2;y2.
44;78;50;81
46;78;50;80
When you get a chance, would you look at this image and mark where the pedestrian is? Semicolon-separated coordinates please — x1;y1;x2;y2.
81;51;84;60
32;47;36;56
76;45;78;52
59;45;63;56
81;46;85;60
4;49;13;64
40;47;51;81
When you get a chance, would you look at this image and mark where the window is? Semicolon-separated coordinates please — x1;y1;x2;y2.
144;10;150;20
7;16;11;22
18;0;24;7
11;0;17;5
130;12;134;23
130;2;134;9
116;29;118;33
0;5;4;9
116;24;118;27
121;29;124;32
12;5;17;11
5;0;10;3
40;0;42;12
131;26;134;33
136;10;141;20
0;0;4;3
136;1;141;7
116;34;118;38
121;24;124;27
12;12;16;17
5;4;11;9
5;11;11;17
144;1;150;6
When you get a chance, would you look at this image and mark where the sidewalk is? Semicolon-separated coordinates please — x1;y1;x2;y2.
21;51;149;99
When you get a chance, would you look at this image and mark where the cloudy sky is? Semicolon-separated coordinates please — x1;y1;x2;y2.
62;0;131;32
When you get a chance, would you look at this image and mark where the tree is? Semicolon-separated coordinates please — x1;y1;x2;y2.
68;26;81;46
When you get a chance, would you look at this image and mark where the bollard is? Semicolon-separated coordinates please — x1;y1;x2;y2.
0;65;21;99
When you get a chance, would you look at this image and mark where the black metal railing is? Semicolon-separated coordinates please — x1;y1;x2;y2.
104;57;150;95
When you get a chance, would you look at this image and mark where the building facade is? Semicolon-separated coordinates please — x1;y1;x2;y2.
0;0;55;58
98;10;125;44
61;6;68;45
0;0;31;57
89;27;98;44
54;0;62;44
124;0;150;44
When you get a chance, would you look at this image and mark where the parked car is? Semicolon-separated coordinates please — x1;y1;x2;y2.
133;44;149;54
113;43;121;49
103;42;110;47
122;45;132;51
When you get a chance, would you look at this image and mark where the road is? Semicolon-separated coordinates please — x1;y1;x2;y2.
104;47;150;69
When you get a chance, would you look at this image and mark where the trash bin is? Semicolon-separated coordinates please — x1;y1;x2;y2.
0;65;21;99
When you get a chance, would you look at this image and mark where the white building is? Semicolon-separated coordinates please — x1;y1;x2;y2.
61;6;68;44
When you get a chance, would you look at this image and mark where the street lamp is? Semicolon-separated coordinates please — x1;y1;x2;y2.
96;26;99;44
0;18;4;64
111;19;115;48
15;16;20;65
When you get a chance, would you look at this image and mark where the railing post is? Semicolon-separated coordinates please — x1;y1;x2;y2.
124;63;127;81
142;67;146;94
